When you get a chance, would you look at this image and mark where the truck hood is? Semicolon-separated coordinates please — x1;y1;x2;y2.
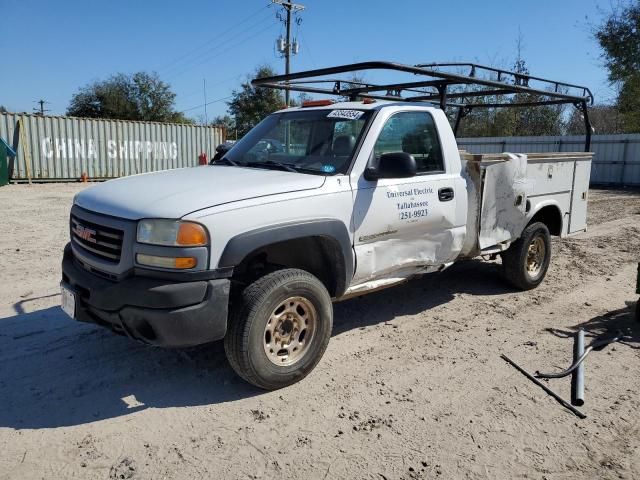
74;166;326;220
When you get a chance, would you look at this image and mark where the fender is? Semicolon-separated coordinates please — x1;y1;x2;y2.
218;218;354;296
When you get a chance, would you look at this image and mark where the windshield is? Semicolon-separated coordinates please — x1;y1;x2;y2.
222;109;373;175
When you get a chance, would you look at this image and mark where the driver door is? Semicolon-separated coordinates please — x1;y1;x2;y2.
351;110;461;285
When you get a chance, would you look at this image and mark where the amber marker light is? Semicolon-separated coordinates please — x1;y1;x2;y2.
177;222;208;246
174;257;197;269
302;99;335;107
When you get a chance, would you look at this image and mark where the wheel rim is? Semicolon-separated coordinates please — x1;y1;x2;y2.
263;296;317;366
526;236;546;278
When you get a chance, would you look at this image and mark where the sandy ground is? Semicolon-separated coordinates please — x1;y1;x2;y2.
0;183;639;480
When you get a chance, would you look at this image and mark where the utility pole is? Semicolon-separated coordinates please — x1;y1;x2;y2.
33;99;50;116
273;0;304;107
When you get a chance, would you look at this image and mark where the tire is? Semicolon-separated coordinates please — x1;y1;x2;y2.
224;268;333;390
501;222;552;290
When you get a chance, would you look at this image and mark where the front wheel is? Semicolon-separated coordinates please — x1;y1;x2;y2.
501;222;552;290
224;269;333;390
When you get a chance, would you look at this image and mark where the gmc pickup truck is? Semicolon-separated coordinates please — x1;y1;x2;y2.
61;62;594;389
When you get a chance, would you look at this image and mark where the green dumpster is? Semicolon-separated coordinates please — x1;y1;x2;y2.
0;138;16;187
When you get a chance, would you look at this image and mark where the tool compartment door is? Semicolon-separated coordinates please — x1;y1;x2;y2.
479;154;528;249
568;159;592;233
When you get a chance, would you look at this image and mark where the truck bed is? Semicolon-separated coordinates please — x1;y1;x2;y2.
459;151;593;257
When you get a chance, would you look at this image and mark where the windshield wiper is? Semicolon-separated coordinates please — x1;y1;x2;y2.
244;160;299;173
214;157;239;167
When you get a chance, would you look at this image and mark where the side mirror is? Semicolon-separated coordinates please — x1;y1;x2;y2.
216;143;231;154
364;152;417;180
211;143;232;164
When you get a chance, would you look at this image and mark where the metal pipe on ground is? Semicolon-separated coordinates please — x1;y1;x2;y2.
535;330;624;379
572;329;585;407
501;354;587;419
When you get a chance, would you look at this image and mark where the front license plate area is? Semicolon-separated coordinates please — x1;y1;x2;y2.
61;285;76;319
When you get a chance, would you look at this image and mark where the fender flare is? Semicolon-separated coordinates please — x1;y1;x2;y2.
526;199;564;235
218;219;354;296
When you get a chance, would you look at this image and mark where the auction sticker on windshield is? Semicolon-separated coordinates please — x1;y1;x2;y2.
327;110;364;120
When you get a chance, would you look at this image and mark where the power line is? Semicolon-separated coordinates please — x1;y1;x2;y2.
176;2;306;117
175;74;242;114
164;13;278;80
181;94;233;114
182;73;244;98
165;19;280;82
178;72;242;98
162;9;276;80
297;32;317;69
156;3;271;74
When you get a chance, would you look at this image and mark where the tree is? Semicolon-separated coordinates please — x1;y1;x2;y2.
565;105;626;135
338;74;367;102
500;38;565;137
67;72;192;123
455;96;565;138
211;114;237;139
0;105;7;113
294;92;313;106
616;73;640;132
595;1;640;132
453;35;565;137
227;65;284;136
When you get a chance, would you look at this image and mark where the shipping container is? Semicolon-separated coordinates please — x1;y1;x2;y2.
458;134;640;187
0;113;225;182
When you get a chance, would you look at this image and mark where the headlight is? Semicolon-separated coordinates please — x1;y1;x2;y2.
137;220;208;246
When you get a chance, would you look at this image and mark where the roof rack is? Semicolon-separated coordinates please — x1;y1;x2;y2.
252;61;594;151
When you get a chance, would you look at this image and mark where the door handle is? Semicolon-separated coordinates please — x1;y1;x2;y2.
438;187;454;202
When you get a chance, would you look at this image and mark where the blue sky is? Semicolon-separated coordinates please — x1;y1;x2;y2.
1;0;613;121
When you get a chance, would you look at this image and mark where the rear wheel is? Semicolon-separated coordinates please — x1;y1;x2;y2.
224;268;333;390
501;222;552;290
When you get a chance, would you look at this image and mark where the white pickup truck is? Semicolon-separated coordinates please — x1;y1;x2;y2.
61;62;594;389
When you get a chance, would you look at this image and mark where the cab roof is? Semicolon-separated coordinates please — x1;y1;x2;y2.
275;100;437;114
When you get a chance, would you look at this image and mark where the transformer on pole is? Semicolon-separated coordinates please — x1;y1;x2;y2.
272;0;304;107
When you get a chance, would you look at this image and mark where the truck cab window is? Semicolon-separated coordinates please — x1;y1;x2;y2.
373;111;444;174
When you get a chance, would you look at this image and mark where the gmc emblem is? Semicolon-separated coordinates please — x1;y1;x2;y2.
74;225;97;243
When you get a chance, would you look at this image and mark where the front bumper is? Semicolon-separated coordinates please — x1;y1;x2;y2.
61;244;230;347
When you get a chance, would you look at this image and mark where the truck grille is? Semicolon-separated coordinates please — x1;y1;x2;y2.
71;215;124;263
